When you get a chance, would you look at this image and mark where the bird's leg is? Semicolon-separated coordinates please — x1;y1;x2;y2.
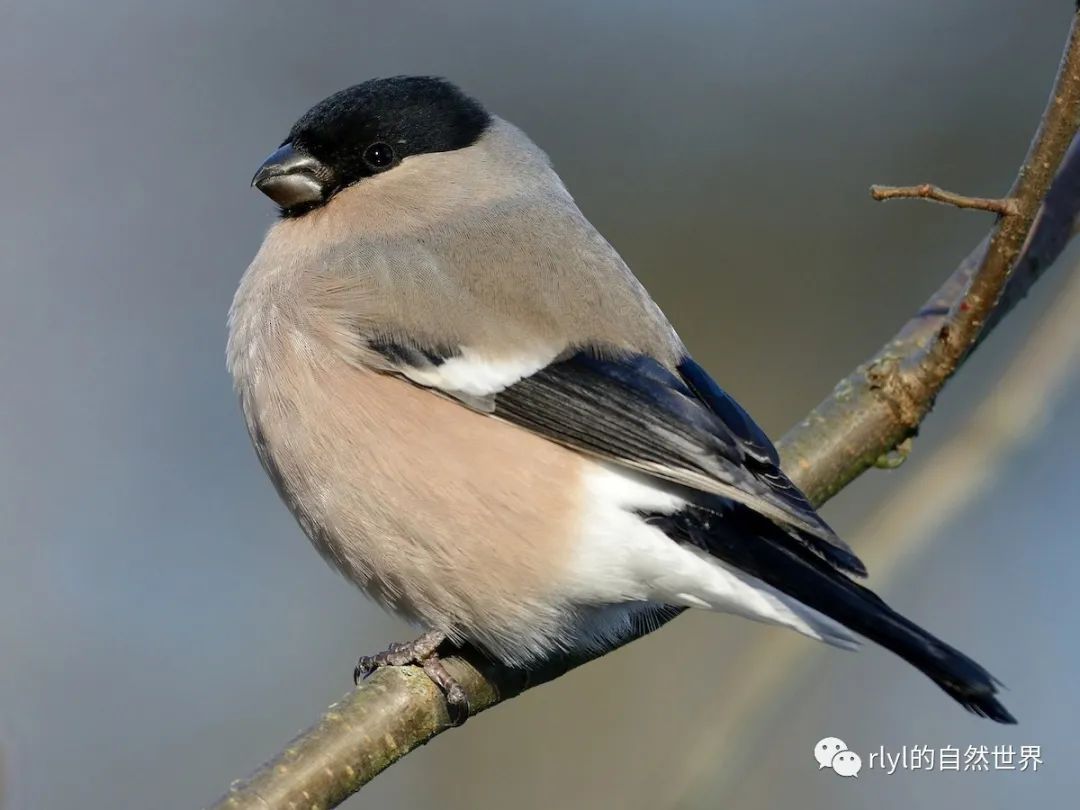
353;630;470;724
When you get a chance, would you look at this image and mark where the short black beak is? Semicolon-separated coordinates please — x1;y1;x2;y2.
251;143;328;209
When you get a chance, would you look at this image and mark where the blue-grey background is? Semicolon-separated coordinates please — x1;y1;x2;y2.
0;1;1075;808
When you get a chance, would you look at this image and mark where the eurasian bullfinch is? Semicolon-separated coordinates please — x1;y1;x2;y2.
229;76;1014;723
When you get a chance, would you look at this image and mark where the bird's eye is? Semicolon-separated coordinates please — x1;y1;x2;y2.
363;142;395;169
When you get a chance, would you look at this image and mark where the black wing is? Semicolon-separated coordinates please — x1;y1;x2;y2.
675;356;846;554
491;350;866;576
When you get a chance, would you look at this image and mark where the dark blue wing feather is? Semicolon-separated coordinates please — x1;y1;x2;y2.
492;350;866;576
674;356;865;574
677;357;779;466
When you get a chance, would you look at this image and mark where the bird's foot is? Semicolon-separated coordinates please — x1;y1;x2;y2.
353;630;470;725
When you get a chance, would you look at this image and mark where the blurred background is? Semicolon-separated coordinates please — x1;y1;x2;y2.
1;1;1077;808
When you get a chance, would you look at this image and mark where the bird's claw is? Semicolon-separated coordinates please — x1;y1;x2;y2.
352;631;471;725
353;642;425;680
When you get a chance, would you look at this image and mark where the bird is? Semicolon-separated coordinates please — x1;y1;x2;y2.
228;75;1015;723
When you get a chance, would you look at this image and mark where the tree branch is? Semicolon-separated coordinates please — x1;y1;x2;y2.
869;183;1019;215
209;10;1080;810
784;11;1080;505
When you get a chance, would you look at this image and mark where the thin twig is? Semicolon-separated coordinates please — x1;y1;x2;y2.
208;10;1080;809
869;183;1019;215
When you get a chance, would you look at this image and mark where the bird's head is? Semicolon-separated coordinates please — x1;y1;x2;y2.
252;76;491;217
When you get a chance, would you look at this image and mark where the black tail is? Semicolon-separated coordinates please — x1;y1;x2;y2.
653;504;1017;724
